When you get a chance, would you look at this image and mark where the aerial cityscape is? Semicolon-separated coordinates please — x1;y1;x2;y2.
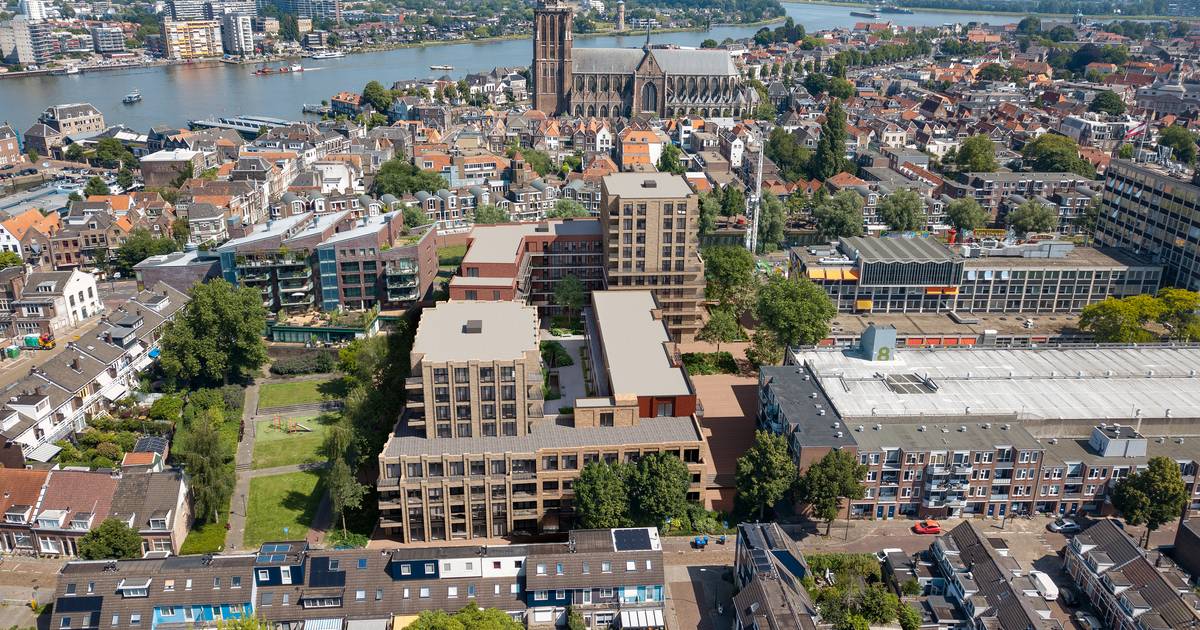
2;0;1200;629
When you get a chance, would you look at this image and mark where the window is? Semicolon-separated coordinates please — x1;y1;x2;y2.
61;618;70;629
602;561;612;573
131;614;142;626
424;563;435;573
65;584;76;596
355;590;366;601
556;562;564;575
257;570;269;581
556;590;566;600
511;583;520;594
213;577;221;589
448;586;459;598
329;559;340;571
403;588;410;599
600;412;613;427
111;615;120;626
535;591;548;601
419;587;430;598
358;558;368;569
262;593;275;606
401;564;412;575
468;585;476;598
536;563;547;575
626;561;636;571
376;588;384;601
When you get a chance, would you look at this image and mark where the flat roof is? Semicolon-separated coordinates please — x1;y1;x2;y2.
852;421;1044;452
962;246;1158;269
840;236;956;263
133;250;215;268
412;300;538;363
792;346;1200;421
462;220;601;265
217;213;311;251
601;173;694;199
828;312;1082;338
449;276;515;287
592;291;690;398
320;212;398;245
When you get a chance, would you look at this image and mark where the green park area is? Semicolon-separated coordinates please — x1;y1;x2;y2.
245;470;324;547
257;377;346;409
252;413;336;470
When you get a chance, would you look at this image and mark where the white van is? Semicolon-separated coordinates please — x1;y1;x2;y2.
1029;570;1059;601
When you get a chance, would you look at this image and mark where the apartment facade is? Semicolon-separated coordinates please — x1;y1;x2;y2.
600;173;705;342
0;124;22;167
161;19;222;60
5;269;103;337
377;294;707;543
945;171;1092;215
1097;159;1200;291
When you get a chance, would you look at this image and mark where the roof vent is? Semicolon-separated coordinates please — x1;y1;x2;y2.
463;320;483;334
835;431;843;438
958;425;967;432
1177;438;1186;444
1002;423;1010;430
1049;438;1058;444
918;425;927;432
874;423;882;431
982;422;990;429
641;179;657;188
817;409;826;416
809;392;818;399
832;422;839;428
856;425;864;432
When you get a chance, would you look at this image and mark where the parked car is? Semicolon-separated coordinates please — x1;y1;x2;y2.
0;164;13;171
1072;611;1101;630
18;168;37;176
913;519;941;534
1049;518;1081;534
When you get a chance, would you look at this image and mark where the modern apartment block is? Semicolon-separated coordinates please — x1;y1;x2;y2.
48;528;667;630
600;173;705;342
377;292;707;543
944;170;1092;215
1097;159;1200;291
218;210;436;315
161;19;222;60
791;236;1161;315
1064;519;1200;630
447;220;605;314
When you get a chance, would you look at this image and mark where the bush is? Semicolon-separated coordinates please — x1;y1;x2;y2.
807;553;882;583
901;579;922;596
682;352;738;375
270;352;336;376
327;530;370;548
540;340;574;367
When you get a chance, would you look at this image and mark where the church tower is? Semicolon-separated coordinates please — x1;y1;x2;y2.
533;0;573;115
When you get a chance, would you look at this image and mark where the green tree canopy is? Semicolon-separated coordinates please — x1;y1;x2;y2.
765;126;811;183
758;191;786;253
115;228;178;275
944;198;990;233
656;143;686;175
812;190;865;239
1089;90;1126;115
371;159;449;197
507;145;554;177
574;461;631;529
548;199;589;219
553;274;586;315
697;307;742;352
84;176;110;197
797;449;867;535
877;189;925;231
407;603;523;630
402;205;430;228
472;204;510;225
736;430;797;519
327;458;368;534
0;251;23;269
78;518;144;560
698;191;720;236
1021;134;1094;177
1006;200;1059;234
93;137;136;169
1156;287;1200;341
629;452;690;528
703;245;756;313
176;406;235;524
1159;125;1199;165
721;185;746;218
1112;456;1189;547
1078;294;1164;343
810;99;849;180
159;279;269;387
117;168;134;190
755;275;837;347
955;135;998;172
746;329;784;366
362;80;392;112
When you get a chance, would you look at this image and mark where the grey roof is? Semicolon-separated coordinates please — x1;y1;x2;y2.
411;300;538;363
108;470;185;531
759;365;856;449
839;236;955;263
591;291;690;398
602;173;694;199
384;415;702;457
461;220;601;265
853;421;1044;452
572;47;737;75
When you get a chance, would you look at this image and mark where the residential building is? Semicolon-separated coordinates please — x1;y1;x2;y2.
1064;519;1200;630
1172;519;1200;580
107;470;192;555
161;19;222;60
0;468;50;550
51;201;133;270
1;269;103;338
0;124;22;167
1097;159;1200;291
132;250;222;293
28;469;118;557
140;149;209;188
90;25;125;53
1;17;51;66
944;171;1092;216
220;12;253;55
732;523;821;630
791;236;1162;315
376;293;707;542
24;103;103;157
600;173;705;342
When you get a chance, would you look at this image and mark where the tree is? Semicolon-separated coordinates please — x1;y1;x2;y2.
1089;90;1126;115
1078;295;1163;343
506;145;554;177
0;251;22;269
701;38;719;48
77;518;144;560
1006;200;1059;234
548;199;589;219
898;605;922;630
877;189;925;231
217;617;273;630
1112;456;1189;547
955;135;998;172
472;204;510;225
698;191;720;236
758;192;786;252
117;168;134;190
1159;125;1199;165
93;137;135;169
575;462;631;528
745;329;784;367
27;148;39;163
755;275;837;347
66;143;87;163
565;606;587;630
703;245;755;312
176;407;235;524
697;308;741;352
1155;287;1200;341
736;430;797;519
115;228;178;275
813;191;865;239
1074;197;1101;243
657;143;686;175
810;99;849;180
1016;16;1041;34
84;176;110;197
765;126;811;182
976;63;1007;82
629;452;690;528
1021;134;1094;177
944;198;990;233
1118;143;1134;159
553;274;586;316
796;449;867;535
159;279;269;387
362;80;392;112
371;159;449;197
171;218;190;247
327;459;368;534
402;205;430;228
721;185;745;218
409;604;522;630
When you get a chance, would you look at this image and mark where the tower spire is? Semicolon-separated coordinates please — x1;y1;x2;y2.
644;22;651;51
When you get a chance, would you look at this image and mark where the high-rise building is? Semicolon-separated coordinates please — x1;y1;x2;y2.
221;12;253;55
1096;159;1200;291
161;19;222;60
600;173;705;342
1;17;51;65
207;0;257;16
166;0;207;20
91;25;126;54
270;0;340;22
21;0;46;22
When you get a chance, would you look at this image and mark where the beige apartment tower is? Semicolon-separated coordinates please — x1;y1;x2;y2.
600;173;705;342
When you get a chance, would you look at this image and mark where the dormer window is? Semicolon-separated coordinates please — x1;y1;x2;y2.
117;578;150;598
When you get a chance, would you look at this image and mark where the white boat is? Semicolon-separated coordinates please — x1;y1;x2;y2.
430;64;454;71
53;66;80;75
310;51;345;59
123;89;142;104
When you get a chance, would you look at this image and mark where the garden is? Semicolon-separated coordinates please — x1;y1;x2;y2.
802;553;921;630
244;470;325;547
257;376;348;410
252;413;338;470
682;351;739;375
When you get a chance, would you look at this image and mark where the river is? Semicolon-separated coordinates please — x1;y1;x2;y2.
0;3;1021;131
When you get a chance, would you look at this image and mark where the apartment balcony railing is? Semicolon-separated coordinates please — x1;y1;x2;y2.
278;279;313;292
242;272;271;283
386;276;418;289
278;268;312;280
281;292;315;307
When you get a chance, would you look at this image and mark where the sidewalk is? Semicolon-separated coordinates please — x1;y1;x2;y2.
224;382;260;552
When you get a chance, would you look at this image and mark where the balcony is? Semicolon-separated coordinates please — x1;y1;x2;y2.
385;261;418;275
388;288;419;302
278;267;312;281
281;292;315;308
278;279;313;292
387;276;418;289
405;376;423;388
242;272;271;283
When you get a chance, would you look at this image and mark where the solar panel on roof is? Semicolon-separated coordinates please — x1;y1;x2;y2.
613;528;652;551
751;549;773;573
55;596;103;613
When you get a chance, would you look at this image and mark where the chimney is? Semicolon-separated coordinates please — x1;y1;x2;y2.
463;320;483;334
641;179;657;189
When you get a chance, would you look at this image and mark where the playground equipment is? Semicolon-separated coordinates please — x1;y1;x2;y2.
270;416;313;433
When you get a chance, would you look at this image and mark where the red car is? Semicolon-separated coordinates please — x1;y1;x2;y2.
913;519;942;534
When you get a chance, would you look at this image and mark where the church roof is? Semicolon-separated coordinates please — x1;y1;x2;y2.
573;47;737;76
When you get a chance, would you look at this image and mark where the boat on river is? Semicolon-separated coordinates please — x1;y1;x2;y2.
123;89;142;104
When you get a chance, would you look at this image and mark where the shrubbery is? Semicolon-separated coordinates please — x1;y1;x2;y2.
270;351;336;376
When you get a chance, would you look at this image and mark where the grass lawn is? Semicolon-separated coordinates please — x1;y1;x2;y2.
257;377;346;410
245;470;324;547
682;352;739;375
252;413;335;470
437;244;468;269
180;506;229;554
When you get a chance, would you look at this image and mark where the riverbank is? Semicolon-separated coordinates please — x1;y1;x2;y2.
782;0;1200;21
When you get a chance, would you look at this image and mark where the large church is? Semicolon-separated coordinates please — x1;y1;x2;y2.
532;0;755;119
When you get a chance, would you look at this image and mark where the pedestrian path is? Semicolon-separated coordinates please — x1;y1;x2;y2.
224;382;259;551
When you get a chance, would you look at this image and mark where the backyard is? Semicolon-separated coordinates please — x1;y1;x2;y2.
252;413;336;470
257;377;347;410
244;470;324;547
180;507;229;555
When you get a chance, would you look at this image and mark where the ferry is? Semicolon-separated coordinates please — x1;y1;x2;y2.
850;10;878;18
310;50;345;59
880;5;914;13
122;89;142;104
188;114;293;137
254;63;304;76
53;66;80;75
430;64;454;71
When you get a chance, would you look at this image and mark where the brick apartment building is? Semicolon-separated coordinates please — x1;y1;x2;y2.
944;171;1092;216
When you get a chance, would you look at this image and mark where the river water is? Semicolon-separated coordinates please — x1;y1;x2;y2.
0;3;1020;131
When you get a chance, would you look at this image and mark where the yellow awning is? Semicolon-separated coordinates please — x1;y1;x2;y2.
943;287;959;295
393;615;421;630
855;299;874;311
926;287;943;295
845;269;860;281
807;268;827;280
